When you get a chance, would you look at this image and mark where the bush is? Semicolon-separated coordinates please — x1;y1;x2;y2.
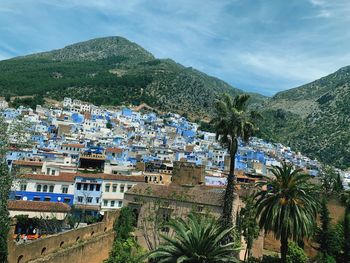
286;242;308;263
317;253;336;263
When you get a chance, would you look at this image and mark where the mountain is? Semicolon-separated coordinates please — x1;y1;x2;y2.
258;67;350;169
1;36;348;169
0;36;265;119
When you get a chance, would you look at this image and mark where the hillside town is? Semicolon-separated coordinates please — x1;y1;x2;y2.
2;97;349;262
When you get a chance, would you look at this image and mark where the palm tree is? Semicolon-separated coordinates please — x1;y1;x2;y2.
147;213;239;263
213;93;260;228
255;162;318;263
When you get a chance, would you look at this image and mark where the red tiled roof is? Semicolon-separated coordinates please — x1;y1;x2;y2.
74;204;100;211
62;143;85;148
74;172;144;182
105;147;123;153
13;160;43;167
8;200;71;212
20;173;75;182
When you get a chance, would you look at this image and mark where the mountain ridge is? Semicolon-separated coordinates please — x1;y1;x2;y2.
0;36;348;169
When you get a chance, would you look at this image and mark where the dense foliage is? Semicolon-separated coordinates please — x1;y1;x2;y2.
105;207;144;263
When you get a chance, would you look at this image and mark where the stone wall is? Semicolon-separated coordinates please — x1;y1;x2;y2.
8;211;118;263
172;161;205;186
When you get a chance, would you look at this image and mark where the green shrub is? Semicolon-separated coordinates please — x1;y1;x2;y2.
286;242;308;263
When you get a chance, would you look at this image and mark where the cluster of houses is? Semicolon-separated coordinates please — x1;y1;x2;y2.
3;97;333;226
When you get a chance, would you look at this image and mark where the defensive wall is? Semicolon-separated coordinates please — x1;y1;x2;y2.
8;211;118;263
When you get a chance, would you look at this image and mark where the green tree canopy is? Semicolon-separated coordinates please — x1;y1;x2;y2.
255;161;319;263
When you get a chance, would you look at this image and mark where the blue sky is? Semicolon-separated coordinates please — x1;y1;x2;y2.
1;0;350;96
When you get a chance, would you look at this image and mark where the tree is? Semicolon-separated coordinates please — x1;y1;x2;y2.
255;162;319;263
0;116;11;262
319;165;343;196
113;206;135;241
239;194;260;261
105;207;144;263
314;198;339;261
340;190;350;262
213;93;260;229
147;213;239;263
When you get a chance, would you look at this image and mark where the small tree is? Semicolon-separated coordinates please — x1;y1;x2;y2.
314;198;339;261
319;165;342;196
0;116;12;263
105;207;144;263
239;194;260;261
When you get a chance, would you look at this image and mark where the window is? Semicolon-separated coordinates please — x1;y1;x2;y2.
33;196;41;201
96;184;101;191
83;184;88;191
87;197;93;203
89;184;94;191
103;200;108;206
77;196;83;203
105;184;110;192
15;195;22;200
127;185;132;191
63;198;71;204
43;185;48;192
37;184;42;192
96;197;100;203
120;185;125;193
112;184;117;192
77;183;81;190
111;201;115;207
62;186;68;194
44;197;51;202
20;184;27;191
51;170;55;175
118;201;122;207
49;185;54;193
46;168;50;174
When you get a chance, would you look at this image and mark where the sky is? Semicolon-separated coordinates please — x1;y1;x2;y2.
1;0;350;96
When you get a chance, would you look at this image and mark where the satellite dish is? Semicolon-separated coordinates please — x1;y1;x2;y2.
23;196;28;201
57;197;61;201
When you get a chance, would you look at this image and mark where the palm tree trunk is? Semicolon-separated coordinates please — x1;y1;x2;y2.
222;138;238;229
280;233;288;263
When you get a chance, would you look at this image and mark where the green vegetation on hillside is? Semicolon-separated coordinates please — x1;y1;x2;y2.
0;36;259;120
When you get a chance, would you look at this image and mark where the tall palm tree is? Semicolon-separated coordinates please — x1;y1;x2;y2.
213;93;259;228
147;213;239;263
255;162;319;263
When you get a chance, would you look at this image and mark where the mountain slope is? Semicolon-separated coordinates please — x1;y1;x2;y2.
0;36;264;119
258;67;350;169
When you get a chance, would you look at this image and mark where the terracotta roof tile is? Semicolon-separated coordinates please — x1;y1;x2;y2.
20;173;75;182
8;200;71;212
13;160;43;167
105;147;123;153
61;143;85;148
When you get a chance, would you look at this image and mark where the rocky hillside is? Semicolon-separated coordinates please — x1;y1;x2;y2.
1;36;348;169
0;36;264;119
258;67;350;169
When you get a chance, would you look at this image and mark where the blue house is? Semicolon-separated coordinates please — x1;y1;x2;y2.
74;175;102;217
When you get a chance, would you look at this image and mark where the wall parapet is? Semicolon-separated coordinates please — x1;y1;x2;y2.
9;211;118;263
